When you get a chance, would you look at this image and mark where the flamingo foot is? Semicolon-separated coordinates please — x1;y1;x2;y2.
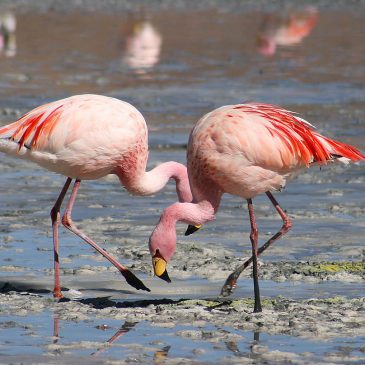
220;273;238;297
120;270;151;292
53;288;64;299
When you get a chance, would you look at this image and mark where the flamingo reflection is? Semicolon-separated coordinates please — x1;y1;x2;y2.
91;321;138;356
225;331;260;358
122;21;162;74
52;313;171;362
53;313;60;343
257;7;318;56
92;322;170;363
53;313;138;356
0;12;16;57
153;345;171;365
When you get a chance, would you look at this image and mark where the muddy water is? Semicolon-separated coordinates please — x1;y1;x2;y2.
0;1;365;364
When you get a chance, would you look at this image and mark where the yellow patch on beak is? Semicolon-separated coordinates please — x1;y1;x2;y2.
152;254;171;283
153;256;167;277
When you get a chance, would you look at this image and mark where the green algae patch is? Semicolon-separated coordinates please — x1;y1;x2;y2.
229;298;276;309
262;260;364;281
315;296;347;305
304;261;364;275
174;298;277;311
177;299;222;308
314;262;364;273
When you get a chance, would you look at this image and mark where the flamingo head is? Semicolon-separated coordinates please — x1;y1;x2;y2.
148;221;177;283
257;34;276;56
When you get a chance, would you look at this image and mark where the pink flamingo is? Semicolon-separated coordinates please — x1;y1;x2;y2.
122;20;162;74
0;94;192;298
149;103;365;312
257;7;318;56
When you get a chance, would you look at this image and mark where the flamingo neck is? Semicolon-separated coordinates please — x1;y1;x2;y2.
161;200;217;227
115;161;192;202
149;200;217;262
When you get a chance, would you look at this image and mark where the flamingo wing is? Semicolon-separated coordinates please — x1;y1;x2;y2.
234;103;365;165
0;100;64;152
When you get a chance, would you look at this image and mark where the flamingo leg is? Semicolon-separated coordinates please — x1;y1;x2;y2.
221;191;292;297
50;177;72;298
247;198;262;313
61;179;150;292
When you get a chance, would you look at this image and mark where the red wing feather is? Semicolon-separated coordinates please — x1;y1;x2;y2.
237;103;365;165
16;112;46;151
30;105;63;149
0;103;64;152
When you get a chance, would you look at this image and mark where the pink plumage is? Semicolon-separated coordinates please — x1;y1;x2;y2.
188;103;364;200
149;103;365;312
0;94;192;297
257;8;318;56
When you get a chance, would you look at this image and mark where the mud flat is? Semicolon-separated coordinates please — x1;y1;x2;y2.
0;289;364;364
0;256;364;364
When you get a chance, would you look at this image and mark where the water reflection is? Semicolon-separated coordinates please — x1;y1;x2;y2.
257;7;318;56
225;331;260;359
153;345;171;365
91;321;171;363
0;12;16;57
91;320;172;363
52;313;169;362
41;310;365;363
51;310;261;362
91;321;138;356
52;314;63;356
121;20;162;75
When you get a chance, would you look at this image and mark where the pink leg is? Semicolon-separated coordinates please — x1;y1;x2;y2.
50;177;72;298
61;179;150;292
247;199;262;313
221;191;292;297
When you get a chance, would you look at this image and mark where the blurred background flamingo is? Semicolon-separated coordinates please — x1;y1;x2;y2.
257;7;318;56
121;20;162;75
148;103;365;312
0;93;192;298
0;11;16;57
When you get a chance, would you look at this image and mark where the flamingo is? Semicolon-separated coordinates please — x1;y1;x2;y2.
0;94;192;298
122;20;162;74
0;12;17;57
257;7;318;56
148;103;365;312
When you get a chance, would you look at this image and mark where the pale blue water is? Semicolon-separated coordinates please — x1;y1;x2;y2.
1;310;364;364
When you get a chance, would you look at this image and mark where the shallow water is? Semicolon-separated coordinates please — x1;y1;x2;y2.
1;309;364;364
0;1;365;364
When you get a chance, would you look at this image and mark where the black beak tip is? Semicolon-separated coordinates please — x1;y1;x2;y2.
120;269;151;292
185;224;200;236
158;269;171;283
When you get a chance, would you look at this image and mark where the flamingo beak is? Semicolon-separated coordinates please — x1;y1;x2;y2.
152;254;171;283
185;224;201;236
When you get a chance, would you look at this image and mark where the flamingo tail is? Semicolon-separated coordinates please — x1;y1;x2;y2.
0;119;27;154
0;102;63;154
319;135;365;164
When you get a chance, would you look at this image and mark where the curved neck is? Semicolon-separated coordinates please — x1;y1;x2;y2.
161;199;218;227
148;192;222;262
115;161;192;202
